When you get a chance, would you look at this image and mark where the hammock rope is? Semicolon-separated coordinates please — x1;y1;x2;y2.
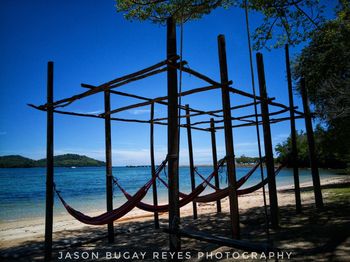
155;157;261;197
194;167;219;190
244;0;270;242
195;163;285;203
114;157;271;213
114;157;226;213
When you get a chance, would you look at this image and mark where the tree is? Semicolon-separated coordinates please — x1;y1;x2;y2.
293;3;350;121
275;127;348;168
292;3;350;168
115;0;325;49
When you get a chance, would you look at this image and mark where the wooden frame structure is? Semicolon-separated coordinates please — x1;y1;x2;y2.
30;17;324;261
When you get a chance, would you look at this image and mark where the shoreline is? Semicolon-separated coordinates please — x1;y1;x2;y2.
1;175;349;251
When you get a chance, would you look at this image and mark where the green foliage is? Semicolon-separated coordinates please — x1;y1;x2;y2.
248;0;325;50
115;0;325;50
116;0;234;24
275;126;349;169
0;155;37;168
236;154;260;164
293;4;350;121
292;4;350;168
0;154;105;168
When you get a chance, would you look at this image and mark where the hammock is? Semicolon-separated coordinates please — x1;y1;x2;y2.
114;158;226;213
157;158;263;199
194;164;284;203
53;159;169;225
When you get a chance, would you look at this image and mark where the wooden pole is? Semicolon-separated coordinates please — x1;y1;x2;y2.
256;53;279;228
150;102;160;228
285;44;302;213
300;78;324;209
167;17;180;252
185;105;198;219
217;34;240;239
104;89;114;243
44;61;54;262
210;118;221;213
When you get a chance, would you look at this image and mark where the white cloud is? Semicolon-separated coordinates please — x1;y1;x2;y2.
129;109;151;115
78;110;103;115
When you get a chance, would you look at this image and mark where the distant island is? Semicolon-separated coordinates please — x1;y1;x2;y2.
0;154;105;168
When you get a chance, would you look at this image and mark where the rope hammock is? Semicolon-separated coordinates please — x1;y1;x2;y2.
113;157;226;213
54;177;154;225
53;158;168;225
195;163;285;203
157;157;264;199
113;157;276;213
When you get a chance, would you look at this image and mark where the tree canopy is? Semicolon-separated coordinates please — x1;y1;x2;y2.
275;126;348;169
115;0;325;49
293;3;350;122
291;3;350;169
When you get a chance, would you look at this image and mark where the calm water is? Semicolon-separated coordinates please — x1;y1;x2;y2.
0;166;342;222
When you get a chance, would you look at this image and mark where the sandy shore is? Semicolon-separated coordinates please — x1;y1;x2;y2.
1;175;349;261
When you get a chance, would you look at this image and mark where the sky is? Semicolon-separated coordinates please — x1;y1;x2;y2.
0;0;336;165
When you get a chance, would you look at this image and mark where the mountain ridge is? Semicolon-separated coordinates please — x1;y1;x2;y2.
0;154;105;168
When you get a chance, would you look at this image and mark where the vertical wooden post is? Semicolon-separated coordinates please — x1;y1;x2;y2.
256;53;279;228
300;78;324;209
44;61;54;262
185;105;198;219
217;34;240;239
167;17;180;252
150;102;159;228
285;44;302;213
210;118;221;213
104;89;114;243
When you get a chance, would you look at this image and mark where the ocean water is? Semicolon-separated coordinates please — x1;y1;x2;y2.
0;166;342;222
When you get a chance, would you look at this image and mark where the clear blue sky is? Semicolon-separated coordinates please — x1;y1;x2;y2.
0;0;335;165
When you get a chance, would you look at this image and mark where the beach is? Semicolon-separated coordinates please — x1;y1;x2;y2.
1;174;349;261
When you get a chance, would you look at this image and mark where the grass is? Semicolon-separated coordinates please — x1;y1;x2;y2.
325;186;350;201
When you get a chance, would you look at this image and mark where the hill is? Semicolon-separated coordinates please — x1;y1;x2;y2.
0;154;105;168
0;155;38;168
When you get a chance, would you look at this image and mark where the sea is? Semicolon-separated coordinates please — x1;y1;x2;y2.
0;166;342;222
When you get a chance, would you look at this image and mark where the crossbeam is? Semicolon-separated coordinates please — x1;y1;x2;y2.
81;85;222;119
163;228;277;253
28;104;210;132
102;84;231;117
38;57;179;109
213;115;305;130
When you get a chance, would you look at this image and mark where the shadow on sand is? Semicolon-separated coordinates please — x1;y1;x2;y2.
1;183;349;261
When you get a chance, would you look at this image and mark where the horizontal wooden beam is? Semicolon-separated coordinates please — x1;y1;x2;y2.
102;84;228;117
28;104;210;132
169;63;221;86
213;115;305;130
82;85;221;119
163;228;277;253
38;57;179;109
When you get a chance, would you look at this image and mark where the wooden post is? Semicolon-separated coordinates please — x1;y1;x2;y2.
104;89;114;243
167;17;180;252
185;105;198;219
217;35;240;239
44;61;54;262
285;44;302;213
256;53;279;228
150;102;160;228
210;118;221;213
300;78;324;209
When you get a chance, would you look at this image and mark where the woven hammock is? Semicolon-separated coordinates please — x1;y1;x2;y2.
194;164;284;203
114;158;227;212
54;158;169;225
